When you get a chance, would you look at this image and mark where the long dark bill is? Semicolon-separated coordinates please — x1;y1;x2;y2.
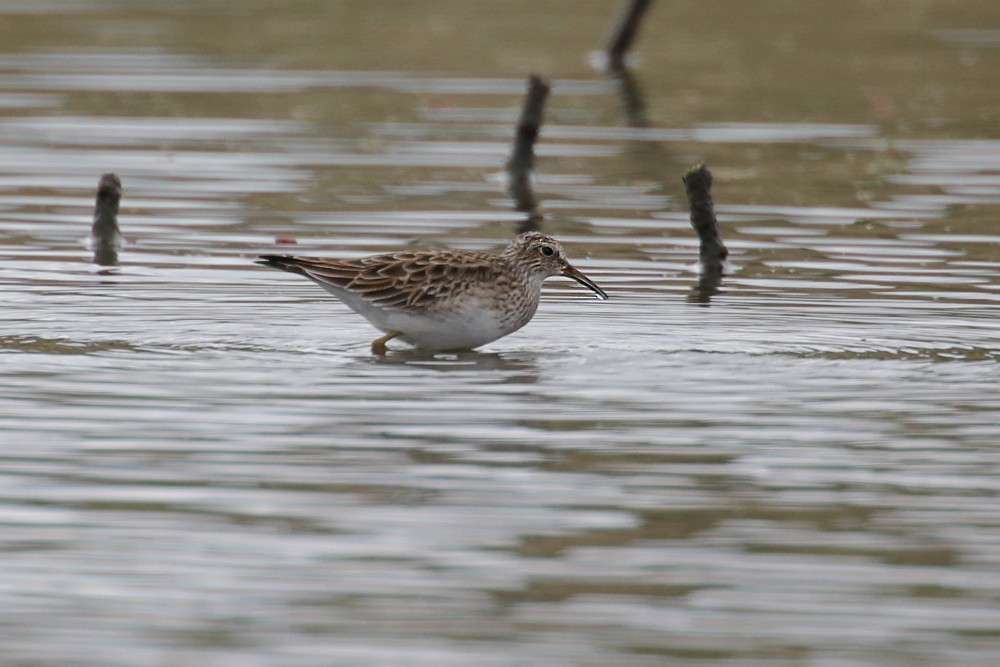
562;264;609;301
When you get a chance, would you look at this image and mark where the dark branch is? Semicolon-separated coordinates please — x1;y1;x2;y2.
605;0;655;69
91;172;122;267
506;74;550;233
607;64;649;128
682;164;728;269
507;74;550;180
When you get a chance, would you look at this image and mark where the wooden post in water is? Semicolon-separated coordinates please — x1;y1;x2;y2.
683;162;728;269
683;164;728;303
602;0;655;127
506;74;550;234
605;0;655;69
91;172;122;268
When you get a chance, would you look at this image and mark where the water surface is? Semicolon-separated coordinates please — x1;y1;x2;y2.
2;1;1000;665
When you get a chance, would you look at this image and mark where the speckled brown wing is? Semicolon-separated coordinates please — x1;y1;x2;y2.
258;251;501;312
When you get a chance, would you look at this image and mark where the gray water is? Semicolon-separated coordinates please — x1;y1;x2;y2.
2;1;1000;665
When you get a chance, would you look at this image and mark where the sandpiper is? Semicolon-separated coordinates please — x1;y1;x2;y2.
256;232;608;353
90;172;122;267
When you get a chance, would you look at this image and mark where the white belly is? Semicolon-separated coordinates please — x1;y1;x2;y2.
315;281;531;350
386;310;515;350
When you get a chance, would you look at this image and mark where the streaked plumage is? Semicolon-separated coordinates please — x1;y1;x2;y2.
256;232;607;352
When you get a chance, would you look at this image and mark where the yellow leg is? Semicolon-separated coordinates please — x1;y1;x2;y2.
371;330;400;355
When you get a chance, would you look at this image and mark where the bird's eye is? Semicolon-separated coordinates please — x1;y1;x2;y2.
540;246;555;257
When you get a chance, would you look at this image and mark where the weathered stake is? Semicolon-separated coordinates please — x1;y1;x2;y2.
682;164;728;270
605;0;655;69
91;172;122;267
506;74;550;233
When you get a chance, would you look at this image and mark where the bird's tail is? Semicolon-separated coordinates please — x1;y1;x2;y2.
255;255;308;276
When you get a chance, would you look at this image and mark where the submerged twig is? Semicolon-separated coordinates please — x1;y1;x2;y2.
91;172;122;267
607;64;650;128
601;1;655;130
507;74;549;177
506;74;550;234
683;164;728;298
605;0;654;69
